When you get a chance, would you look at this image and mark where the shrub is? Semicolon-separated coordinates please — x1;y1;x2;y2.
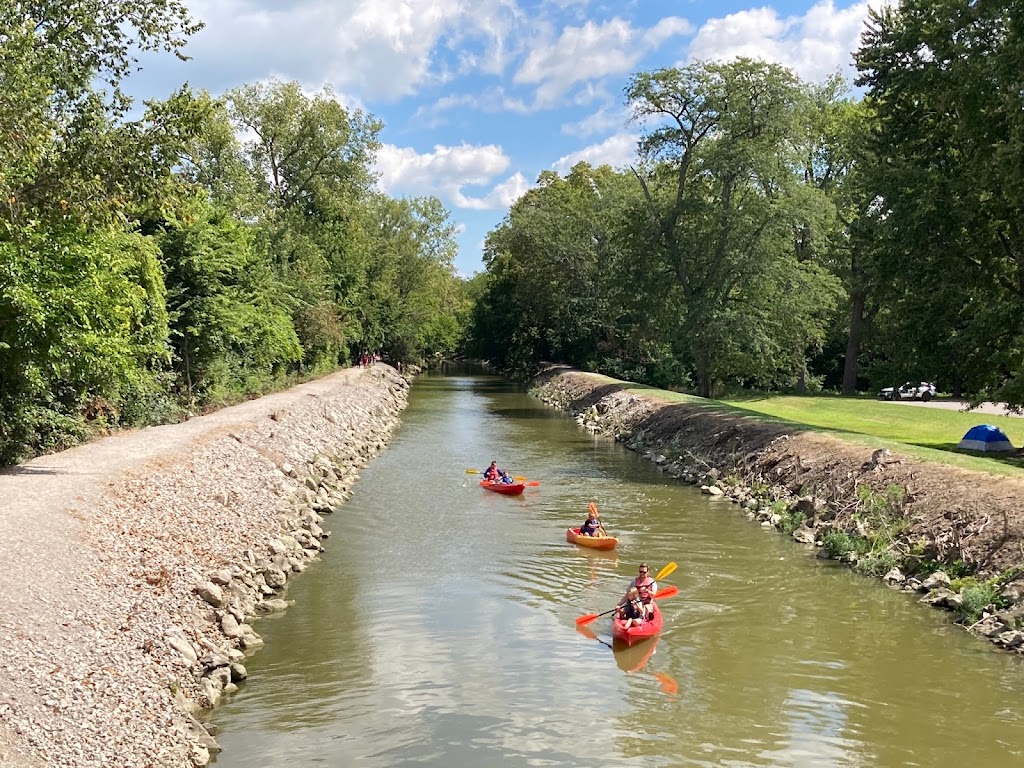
776;502;806;535
823;530;860;558
960;584;1000;624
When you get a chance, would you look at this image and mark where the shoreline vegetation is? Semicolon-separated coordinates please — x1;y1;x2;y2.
530;364;1024;657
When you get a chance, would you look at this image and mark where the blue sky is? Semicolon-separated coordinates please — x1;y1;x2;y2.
125;0;885;276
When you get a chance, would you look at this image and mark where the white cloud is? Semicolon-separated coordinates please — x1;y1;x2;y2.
375;143;526;211
179;0;520;101
551;132;639;174
412;88;531;128
688;1;877;82
515;16;692;108
560;105;630;139
456;172;531;210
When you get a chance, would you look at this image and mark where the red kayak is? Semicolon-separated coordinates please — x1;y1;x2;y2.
479;479;525;495
611;602;662;645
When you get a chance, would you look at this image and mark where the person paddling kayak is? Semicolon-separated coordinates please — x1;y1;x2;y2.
579;506;606;537
619;562;658;620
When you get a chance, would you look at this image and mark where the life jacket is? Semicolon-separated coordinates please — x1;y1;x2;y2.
635;577;654;602
627;598;645;620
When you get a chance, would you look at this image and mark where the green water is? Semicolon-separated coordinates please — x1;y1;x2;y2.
210;371;1024;767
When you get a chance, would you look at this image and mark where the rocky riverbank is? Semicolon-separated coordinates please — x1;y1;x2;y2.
0;365;411;767
531;365;1024;655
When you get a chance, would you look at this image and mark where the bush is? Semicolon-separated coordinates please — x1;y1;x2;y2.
960;584;1000;623
823;530;859;558
776;501;806;535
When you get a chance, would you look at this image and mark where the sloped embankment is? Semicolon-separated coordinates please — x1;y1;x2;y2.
530;365;1024;654
0;366;410;768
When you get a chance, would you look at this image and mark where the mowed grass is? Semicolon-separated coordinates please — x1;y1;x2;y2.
718;395;1024;477
582;375;1024;478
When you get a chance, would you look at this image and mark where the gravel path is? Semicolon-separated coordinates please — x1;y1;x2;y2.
887;399;1023;417
0;365;401;767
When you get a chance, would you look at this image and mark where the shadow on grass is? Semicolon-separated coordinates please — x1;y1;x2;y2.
906;442;1024;471
534;367;1024;476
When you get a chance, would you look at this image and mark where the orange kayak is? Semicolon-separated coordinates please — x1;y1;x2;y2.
566;527;618;551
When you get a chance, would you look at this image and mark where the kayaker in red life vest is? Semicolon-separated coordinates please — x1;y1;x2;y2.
620;563;657;620
483;461;500;481
617;587;645;629
579;508;606;537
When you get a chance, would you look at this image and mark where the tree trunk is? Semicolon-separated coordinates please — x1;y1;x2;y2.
795;333;807;394
842;289;866;395
696;349;713;399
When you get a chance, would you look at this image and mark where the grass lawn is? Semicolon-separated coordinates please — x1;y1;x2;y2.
585;376;1024;478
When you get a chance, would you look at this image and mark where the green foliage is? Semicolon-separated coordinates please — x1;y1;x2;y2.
857;550;901;578
157;195;302;404
0;2;472;467
855;0;1024;407
822;530;864;559
776;501;806;536
0;225;171;462
960;584;1001;624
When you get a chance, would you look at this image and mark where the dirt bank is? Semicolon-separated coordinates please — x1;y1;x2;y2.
531;365;1024;653
0;365;410;767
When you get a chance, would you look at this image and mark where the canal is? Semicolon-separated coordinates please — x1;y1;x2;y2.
212;371;1024;767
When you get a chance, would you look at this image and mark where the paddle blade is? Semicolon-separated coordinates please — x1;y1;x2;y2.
589;502;598;515
575;612;601;626
513;475;527;481
465;468;481;474
524;481;541;487
655;561;677;581
575;623;599;641
654;585;679;599
653;671;679;695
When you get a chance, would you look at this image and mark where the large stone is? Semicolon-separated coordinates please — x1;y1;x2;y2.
263;566;287;589
195;582;226;608
791;524;816;545
167;635;198;664
921;571;952;592
883;567;906;585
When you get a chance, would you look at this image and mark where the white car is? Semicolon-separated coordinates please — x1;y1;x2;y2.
878;381;936;402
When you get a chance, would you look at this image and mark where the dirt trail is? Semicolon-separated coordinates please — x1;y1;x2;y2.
0;367;365;623
0;366;370;767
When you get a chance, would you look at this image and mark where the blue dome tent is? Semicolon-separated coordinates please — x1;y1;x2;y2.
957;424;1015;453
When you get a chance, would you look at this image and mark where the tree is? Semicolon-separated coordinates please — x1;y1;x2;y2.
156;194;302;405
626;59;843;396
856;1;1024;406
224;80;384;369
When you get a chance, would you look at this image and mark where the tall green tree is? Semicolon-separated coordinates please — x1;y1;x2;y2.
856;1;1024;405
224;80;383;369
626;59;842;396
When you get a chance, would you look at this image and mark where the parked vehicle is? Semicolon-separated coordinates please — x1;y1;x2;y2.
878;381;936;402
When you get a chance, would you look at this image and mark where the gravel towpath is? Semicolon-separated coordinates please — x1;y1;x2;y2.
0;366;378;767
